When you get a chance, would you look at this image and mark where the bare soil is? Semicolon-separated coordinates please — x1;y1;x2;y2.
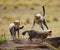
0;37;60;50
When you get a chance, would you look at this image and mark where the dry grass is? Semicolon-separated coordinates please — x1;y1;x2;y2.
0;0;60;7
0;0;60;40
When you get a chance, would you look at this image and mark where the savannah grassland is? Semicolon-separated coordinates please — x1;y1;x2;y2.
0;0;60;40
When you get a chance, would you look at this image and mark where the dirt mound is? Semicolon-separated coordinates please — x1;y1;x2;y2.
0;37;60;50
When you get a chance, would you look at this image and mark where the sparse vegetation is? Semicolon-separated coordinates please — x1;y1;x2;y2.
0;34;8;45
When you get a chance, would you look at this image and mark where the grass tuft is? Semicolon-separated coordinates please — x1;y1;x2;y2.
0;34;8;45
53;17;59;22
46;19;51;23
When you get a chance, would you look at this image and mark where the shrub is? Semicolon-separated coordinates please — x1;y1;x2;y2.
53;17;59;22
30;7;35;10
46;19;51;23
14;6;18;9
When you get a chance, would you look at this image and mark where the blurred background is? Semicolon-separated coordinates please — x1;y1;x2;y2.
0;0;60;40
